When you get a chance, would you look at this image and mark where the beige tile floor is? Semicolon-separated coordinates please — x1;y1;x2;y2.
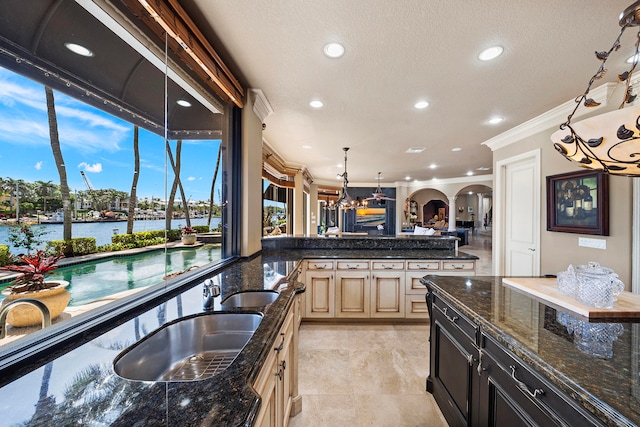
288;230;492;427
288;323;447;427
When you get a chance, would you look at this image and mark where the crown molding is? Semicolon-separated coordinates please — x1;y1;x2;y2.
483;82;618;152
250;88;274;122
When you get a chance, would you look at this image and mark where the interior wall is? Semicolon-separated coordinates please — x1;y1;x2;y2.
493;127;633;288
241;93;264;256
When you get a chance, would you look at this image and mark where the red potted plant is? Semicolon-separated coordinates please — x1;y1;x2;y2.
0;250;70;327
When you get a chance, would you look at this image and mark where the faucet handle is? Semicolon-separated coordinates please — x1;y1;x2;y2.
212;284;221;297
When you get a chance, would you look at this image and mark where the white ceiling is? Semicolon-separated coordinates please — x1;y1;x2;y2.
184;0;636;186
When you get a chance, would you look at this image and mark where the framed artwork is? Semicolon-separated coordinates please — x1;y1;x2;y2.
546;170;609;235
355;208;386;227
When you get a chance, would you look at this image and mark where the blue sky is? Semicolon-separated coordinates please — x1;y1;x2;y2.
0;67;222;202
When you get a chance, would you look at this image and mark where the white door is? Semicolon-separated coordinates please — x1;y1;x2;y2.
497;150;540;276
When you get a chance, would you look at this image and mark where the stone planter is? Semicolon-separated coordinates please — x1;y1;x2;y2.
181;234;197;245
1;280;70;327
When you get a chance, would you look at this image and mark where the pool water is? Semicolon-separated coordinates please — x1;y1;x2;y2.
1;245;222;307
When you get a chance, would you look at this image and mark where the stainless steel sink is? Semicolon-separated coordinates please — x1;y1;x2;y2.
221;290;280;308
113;312;263;382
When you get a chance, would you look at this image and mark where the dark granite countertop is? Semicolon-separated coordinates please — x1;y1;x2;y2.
422;275;640;427
263;248;477;260
0;254;302;427
0;248;476;427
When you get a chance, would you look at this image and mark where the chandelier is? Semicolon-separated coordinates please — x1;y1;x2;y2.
336;147;355;208
551;1;640;175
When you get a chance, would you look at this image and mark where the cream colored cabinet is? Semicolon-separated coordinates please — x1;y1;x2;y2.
405;261;439;319
304;260;335;318
302;258;475;320
370;260;405;318
254;341;278;427
254;300;300;427
335;260;370;318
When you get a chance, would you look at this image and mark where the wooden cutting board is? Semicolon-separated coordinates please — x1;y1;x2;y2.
502;277;640;319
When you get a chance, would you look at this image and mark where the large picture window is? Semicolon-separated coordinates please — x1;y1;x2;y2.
0;1;235;347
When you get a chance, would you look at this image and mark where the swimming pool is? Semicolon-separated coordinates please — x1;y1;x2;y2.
1;245;222;306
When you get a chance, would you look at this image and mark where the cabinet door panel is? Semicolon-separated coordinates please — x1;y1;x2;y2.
436;326;473;424
304;271;334;318
371;272;404;318
336;272;369;317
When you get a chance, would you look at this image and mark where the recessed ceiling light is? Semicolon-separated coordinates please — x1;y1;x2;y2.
466;171;474;176
323;42;345;58
429;163;437;169
176;99;192;107
64;42;94;57
405;176;411;180
488;116;504;124
337;163;342;167
468;191;474;195
478;46;503;61
302;145;312;149
406;147;425;153
476;166;491;171
414;101;430;109
309;100;324;108
451;147;462;152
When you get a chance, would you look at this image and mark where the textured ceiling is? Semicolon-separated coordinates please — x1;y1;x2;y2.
182;0;637;186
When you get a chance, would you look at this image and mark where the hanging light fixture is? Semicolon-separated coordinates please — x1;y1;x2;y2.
336;147;354;208
551;1;640;175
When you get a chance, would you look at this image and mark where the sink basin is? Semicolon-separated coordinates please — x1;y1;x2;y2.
113;312;262;382
221;290;280;308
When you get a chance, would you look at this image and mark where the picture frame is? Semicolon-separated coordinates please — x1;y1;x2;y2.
546;170;609;235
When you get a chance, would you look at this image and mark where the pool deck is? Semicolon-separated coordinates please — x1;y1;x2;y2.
0;240;211;345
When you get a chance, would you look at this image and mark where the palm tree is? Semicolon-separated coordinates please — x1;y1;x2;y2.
45;87;72;254
165;140;191;229
207;144;223;228
35;180;55;215
1;177;17;217
126;126;140;234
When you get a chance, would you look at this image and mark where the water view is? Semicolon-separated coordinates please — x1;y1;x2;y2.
0;217;220;252
0;244;222;306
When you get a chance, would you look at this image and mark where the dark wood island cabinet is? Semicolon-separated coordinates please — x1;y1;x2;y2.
423;275;639;427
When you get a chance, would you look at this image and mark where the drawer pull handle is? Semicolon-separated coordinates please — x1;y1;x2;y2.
347;265;358;269
452;265;464;270
276;369;283;381
443;307;458;323
510;365;544;399
315;265;326;269
274;333;285;352
281;360;286;371
477;350;487;376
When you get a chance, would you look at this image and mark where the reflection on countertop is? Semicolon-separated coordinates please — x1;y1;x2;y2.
0;253;302;427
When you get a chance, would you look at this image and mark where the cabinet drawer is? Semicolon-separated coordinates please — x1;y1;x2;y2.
407;261;440;271
405;294;429;319
371;260;405;270
442;261;475;271
482;334;604;427
432;293;478;345
336;260;370;270
306;260;334;270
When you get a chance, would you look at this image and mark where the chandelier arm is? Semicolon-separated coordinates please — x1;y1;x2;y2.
620;27;640;109
562;25;629;128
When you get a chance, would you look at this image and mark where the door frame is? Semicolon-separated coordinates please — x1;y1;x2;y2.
494;149;541;276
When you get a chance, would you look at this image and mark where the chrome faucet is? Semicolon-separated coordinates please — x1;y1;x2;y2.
0;298;51;339
202;278;221;311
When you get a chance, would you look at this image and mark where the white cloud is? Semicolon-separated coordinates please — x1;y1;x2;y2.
35;161;43;170
187;176;196;181
78;162;103;173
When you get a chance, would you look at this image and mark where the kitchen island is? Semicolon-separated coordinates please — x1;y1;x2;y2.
423;275;640;426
